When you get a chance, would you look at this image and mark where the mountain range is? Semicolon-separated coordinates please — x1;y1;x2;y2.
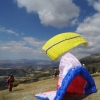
0;59;59;68
0;53;100;70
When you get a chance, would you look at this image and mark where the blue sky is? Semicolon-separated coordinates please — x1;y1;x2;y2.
0;0;100;61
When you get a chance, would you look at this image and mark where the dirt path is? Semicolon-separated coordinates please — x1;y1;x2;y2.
0;74;100;100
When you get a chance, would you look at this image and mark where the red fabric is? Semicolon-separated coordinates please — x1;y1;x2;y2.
6;77;14;91
6;77;14;83
8;84;13;91
54;70;57;74
66;75;86;94
45;90;51;92
56;75;86;94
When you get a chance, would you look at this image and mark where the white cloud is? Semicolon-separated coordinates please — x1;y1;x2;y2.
23;37;45;47
94;1;100;12
14;0;80;28
75;13;100;58
87;0;96;5
0;37;45;55
87;0;100;12
0;27;19;36
76;13;100;36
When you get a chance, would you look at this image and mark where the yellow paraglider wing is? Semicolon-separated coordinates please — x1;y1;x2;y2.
42;32;88;60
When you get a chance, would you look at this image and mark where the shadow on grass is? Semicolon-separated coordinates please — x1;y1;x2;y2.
63;93;90;100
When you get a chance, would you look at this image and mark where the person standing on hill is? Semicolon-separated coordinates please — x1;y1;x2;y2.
92;67;96;74
82;64;85;67
54;69;57;77
6;74;14;92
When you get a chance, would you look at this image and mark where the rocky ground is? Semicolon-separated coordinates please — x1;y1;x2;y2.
0;74;100;100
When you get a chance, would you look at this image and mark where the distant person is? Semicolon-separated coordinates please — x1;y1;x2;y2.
92;67;96;74
6;74;14;92
54;69;57;77
82;64;85;67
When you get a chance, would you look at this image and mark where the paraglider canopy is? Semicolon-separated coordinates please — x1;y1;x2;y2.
42;32;88;60
35;53;97;100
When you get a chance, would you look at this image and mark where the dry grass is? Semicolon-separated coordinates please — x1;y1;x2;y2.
0;74;100;100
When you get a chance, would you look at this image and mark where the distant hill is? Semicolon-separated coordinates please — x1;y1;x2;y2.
80;54;100;72
0;59;59;68
0;68;27;77
0;54;100;68
80;54;100;64
0;54;100;76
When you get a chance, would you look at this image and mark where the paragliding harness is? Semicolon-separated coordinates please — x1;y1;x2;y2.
6;76;14;84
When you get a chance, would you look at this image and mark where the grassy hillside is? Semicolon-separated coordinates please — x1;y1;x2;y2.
80;54;100;74
80;54;100;65
0;74;100;100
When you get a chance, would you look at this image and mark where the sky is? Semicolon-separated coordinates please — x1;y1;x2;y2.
0;0;100;61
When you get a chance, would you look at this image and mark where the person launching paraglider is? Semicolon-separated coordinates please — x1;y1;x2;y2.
35;32;97;100
6;74;14;92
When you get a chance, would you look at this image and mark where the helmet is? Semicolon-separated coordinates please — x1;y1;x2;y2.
82;64;85;66
10;74;13;76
